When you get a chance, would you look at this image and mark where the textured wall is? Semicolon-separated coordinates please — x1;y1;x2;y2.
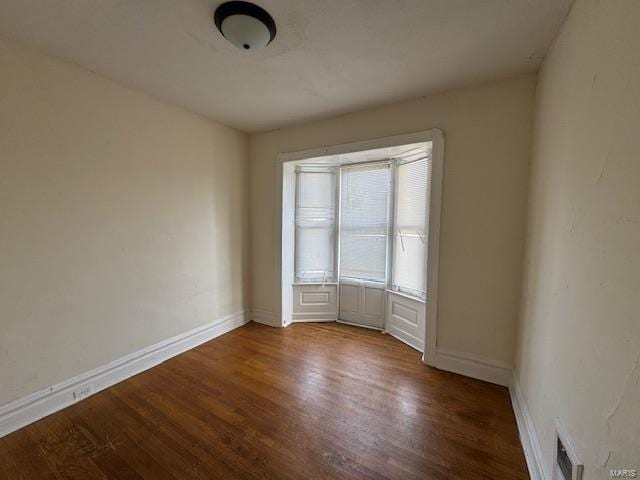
515;0;640;476
0;38;250;405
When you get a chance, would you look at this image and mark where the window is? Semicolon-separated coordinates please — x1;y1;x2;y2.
339;163;391;283
293;148;430;296
392;157;430;298
294;167;337;282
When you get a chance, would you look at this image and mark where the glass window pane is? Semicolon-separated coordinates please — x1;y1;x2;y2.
393;158;430;297
339;164;390;283
295;169;336;282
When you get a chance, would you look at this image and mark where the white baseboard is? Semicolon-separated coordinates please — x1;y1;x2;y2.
0;310;249;439
251;309;280;327
434;348;512;387
291;311;337;323
292;318;336;323
385;325;424;353
509;372;547;480
336;319;383;331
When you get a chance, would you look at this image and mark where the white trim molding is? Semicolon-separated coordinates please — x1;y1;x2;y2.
336;319;383;331
423;129;444;366
509;372;547;480
0;310;249;439
291;284;339;324
292;314;336;322
251;309;280;327
434;348;512;387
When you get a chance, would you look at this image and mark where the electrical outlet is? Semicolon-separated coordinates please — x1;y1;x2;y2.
72;384;94;401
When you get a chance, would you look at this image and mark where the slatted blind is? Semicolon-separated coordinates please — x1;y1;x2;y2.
294;167;336;282
339;163;391;282
392;157;430;298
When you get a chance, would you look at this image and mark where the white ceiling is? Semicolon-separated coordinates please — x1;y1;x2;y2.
0;0;573;132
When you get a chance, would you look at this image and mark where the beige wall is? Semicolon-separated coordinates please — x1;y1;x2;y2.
250;76;535;365
516;0;640;476
0;38;250;406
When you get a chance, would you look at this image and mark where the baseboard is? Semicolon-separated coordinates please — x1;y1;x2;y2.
434;348;512;387
292;318;336;323
385;325;424;353
336;319;383;331
251;309;280;327
291;311;337;323
509;372;547;480
0;310;249;439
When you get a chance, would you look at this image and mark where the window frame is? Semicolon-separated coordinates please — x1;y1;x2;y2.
390;156;430;300
293;165;339;283
337;160;393;286
293;156;430;300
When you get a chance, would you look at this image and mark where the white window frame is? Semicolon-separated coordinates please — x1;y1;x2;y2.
293;165;338;283
337;160;392;287
276;130;444;366
389;155;430;300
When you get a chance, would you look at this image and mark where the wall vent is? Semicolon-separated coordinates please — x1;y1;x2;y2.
557;437;573;479
554;420;584;480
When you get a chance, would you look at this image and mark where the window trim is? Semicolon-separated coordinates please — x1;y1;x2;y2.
293;165;338;283
276;129;444;367
390;156;430;300
337;161;392;285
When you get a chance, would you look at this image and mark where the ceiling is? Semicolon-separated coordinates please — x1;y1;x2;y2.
0;0;573;132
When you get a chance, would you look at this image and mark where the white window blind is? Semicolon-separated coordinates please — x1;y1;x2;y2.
339;163;391;283
294;167;336;282
392;157;430;298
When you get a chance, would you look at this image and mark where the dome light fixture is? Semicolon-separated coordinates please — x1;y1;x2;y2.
214;1;277;51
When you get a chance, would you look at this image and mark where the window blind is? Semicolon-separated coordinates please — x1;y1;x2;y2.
294;167;336;282
339;163;391;283
392;157;430;298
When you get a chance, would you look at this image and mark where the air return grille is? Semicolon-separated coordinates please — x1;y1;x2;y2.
555;421;583;480
557;437;573;480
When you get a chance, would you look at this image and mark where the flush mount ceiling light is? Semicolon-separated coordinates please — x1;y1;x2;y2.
214;1;276;51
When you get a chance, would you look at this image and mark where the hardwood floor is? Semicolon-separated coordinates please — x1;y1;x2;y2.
0;322;529;479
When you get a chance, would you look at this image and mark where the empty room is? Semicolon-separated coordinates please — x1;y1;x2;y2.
1;0;638;479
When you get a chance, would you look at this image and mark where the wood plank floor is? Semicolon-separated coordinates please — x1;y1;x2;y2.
0;322;529;479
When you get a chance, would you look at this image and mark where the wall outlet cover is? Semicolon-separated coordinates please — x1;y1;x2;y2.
72;384;94;401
